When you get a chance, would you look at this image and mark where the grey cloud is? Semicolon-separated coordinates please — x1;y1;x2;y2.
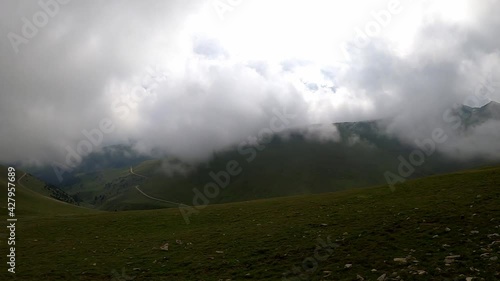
1;0;500;169
336;2;500;159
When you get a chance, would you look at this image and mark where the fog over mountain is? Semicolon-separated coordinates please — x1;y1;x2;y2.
1;0;499;169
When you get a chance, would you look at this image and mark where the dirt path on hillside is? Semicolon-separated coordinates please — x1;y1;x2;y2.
129;167;185;207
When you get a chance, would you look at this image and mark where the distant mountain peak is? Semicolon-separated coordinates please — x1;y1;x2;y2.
458;99;500;128
483;100;500;108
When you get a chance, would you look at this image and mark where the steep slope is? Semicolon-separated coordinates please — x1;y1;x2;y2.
460;100;500;127
0;165;96;216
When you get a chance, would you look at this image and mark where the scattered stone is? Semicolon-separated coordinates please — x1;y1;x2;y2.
490;256;498;261
469;267;479;272
444;255;461;264
345;264;352;269
356;274;364;280
371;269;377;272
487;233;499;239
176;240;183;245
393;258;407;263
480;253;490;258
445;227;451;232
466;277;474;281
416;270;427;275
320;223;328;227
471;231;479;235
323;271;332;277
377;273;387;281
432;235;439;239
160;243;169;251
216;251;224;254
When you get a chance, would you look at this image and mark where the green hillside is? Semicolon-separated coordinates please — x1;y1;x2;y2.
35;102;500;211
65;123;498;211
1;166;499;280
0;166;96;216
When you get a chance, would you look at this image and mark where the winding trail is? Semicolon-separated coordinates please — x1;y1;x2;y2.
129;167;147;178
17;172;27;185
129;167;185;207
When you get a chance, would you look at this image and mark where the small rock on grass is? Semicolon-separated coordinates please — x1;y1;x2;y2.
160;243;169;251
444;255;461;264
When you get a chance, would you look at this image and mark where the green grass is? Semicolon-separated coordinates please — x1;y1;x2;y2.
65;167;132;207
64;125;500;211
0;166;499;280
0;167;97;217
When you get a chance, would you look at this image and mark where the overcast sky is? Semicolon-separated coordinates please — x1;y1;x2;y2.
1;0;500;167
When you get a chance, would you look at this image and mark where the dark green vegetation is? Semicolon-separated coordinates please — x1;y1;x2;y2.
18;101;499;211
1;165;499;280
0;166;95;216
62;122;498;211
23;144;151;187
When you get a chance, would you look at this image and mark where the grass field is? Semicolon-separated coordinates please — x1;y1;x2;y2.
0;166;499;280
49;121;500;212
0;168;97;217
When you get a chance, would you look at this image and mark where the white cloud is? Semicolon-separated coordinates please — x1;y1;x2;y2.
0;0;499;166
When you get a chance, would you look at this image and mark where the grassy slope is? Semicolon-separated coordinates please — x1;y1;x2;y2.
66;167;131;208
1;166;499;280
0;166;97;216
61;122;500;211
